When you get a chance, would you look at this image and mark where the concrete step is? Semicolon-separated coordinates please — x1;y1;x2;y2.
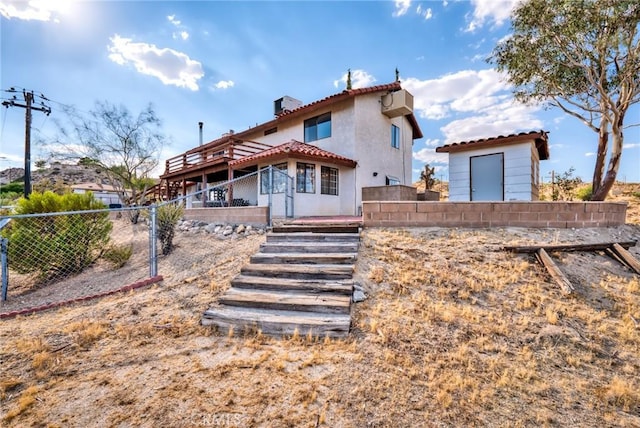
231;275;354;295
201;305;351;338
219;288;351;314
250;252;357;265
240;263;354;280
260;241;359;253
266;232;360;243
271;225;360;234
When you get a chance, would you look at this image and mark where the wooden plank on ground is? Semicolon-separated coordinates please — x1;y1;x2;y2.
201;306;351;337
219;288;351;314
504;241;636;254
610;243;640;274
536;248;575;295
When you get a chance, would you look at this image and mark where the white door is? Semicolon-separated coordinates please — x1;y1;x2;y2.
470;153;503;201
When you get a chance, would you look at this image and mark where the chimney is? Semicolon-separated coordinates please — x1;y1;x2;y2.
198;121;203;146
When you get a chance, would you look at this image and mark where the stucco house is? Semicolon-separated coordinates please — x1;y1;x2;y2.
71;182;123;207
435;131;550;201
160;81;423;217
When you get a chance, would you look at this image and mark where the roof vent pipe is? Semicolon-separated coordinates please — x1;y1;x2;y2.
198;121;203;146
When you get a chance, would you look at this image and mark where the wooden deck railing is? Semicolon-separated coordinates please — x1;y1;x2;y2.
162;139;272;177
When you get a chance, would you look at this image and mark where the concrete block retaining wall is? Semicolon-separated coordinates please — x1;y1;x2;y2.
362;201;627;228
184;207;269;226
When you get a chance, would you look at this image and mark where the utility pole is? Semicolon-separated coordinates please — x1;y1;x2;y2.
2;88;51;198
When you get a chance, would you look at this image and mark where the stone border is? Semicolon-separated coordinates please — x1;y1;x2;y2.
0;275;163;320
363;201;627;228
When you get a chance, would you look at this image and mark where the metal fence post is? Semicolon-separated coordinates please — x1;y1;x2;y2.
149;205;158;277
268;166;273;227
1;237;8;301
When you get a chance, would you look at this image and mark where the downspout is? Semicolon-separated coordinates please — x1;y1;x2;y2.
198;121;203;146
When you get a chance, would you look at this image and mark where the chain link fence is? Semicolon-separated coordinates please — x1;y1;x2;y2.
179;167;294;220
0;166;295;307
0;206;154;303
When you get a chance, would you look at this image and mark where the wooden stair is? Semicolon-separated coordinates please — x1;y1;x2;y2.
202;224;360;338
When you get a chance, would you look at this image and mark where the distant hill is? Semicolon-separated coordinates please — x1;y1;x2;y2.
0;162;111;189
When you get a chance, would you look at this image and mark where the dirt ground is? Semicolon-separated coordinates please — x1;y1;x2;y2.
1;191;639;427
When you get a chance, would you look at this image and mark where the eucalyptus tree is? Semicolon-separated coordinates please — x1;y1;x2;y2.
491;0;639;200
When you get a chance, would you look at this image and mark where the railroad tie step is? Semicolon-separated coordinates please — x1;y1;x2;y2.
201;306;351;338
250;252;357;265
240;263;354;280
230;275;354;295
219;288;351;314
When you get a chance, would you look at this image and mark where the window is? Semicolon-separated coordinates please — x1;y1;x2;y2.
321;166;338;195
391;124;400;149
260;163;288;194
386;176;400;186
304;112;331;142
296;162;315;193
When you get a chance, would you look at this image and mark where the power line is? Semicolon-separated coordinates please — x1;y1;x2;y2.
2;88;52;198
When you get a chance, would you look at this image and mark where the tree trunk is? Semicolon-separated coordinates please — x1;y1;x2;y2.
591;116;624;201
591;123;608;197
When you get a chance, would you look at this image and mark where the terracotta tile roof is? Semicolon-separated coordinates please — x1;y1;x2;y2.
435;130;550;160
229;140;358;169
276;82;402;118
196;82;423;153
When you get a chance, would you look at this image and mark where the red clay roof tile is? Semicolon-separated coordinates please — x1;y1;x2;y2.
229;140;357;169
435;130;550;160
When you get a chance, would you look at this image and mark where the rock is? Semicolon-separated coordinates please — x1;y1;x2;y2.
222;225;234;236
214;225;223;234
352;290;366;303
236;224;246;234
204;224;218;234
245;225;253;233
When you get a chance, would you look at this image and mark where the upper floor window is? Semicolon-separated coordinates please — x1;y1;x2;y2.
391;124;400;149
296;162;315;193
321;166;338;195
304;112;331;143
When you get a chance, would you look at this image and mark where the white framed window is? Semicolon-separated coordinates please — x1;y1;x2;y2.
321;166;338;195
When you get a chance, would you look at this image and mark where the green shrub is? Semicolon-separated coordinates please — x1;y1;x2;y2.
0;183;24;194
576;185;593;201
156;202;184;255
3;191;112;282
103;244;133;268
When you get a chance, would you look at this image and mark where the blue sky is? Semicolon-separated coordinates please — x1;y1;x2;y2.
1;0;639;185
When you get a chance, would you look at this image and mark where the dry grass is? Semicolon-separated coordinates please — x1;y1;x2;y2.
1;195;639;427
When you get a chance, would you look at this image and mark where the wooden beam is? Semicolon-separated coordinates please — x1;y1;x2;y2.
536;248;575;295
504;241;636;254
610;243;640;274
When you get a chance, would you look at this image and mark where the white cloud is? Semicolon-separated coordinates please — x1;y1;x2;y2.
466;0;521;32
423;138;441;148
413;147;449;164
585;152;596;157
403;68;543;143
624;143;640;149
393;0;411;17
213;80;235;90
333;69;376;89
167;14;181;26
416;4;433;20
108;34;204;91
167;14;190;41
175;31;189;41
0;0;72;22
